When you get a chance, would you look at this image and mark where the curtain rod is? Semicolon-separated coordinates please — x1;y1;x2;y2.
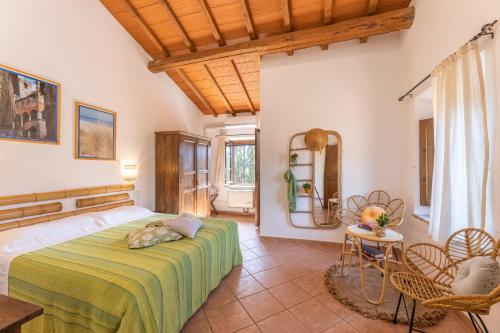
398;20;498;102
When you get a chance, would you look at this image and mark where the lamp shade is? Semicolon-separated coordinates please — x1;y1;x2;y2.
304;128;328;151
122;164;138;181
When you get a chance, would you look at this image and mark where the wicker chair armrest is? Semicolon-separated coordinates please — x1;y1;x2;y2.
422;294;492;314
403;243;456;287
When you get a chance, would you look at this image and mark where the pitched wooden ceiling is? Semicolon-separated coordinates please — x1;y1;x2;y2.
101;0;414;116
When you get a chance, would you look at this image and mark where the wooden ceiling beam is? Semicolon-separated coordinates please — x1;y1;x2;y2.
323;0;334;25
148;7;415;72
121;0;169;56
360;0;379;43
281;0;292;32
202;64;235;116
239;0;257;40
175;68;217;116
158;0;196;51
229;60;256;115
197;0;225;46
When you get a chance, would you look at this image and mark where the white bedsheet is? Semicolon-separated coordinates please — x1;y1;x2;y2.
0;206;155;295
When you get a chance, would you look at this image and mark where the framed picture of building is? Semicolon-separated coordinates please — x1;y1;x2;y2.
0;64;60;144
75;102;116;160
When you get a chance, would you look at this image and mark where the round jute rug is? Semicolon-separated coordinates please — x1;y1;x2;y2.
325;264;447;328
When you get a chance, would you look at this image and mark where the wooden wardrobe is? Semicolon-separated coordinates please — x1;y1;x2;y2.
155;131;211;217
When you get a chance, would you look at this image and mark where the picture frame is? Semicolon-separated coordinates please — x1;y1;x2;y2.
75;102;116;160
0;64;60;144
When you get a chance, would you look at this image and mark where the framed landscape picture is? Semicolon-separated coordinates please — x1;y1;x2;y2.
75;102;116;160
0;64;60;144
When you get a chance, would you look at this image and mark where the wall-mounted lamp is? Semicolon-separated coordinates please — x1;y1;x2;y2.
122;164;138;181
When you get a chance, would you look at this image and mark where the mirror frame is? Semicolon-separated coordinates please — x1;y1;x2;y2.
288;130;342;229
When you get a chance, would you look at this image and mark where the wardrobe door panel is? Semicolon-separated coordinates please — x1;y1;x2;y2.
180;139;197;214
196;141;210;216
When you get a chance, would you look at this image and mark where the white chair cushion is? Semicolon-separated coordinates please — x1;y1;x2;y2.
451;256;500;295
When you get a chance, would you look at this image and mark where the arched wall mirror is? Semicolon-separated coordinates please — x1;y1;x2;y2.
288;130;342;229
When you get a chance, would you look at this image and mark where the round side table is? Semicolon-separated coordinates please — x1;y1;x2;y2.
340;225;404;305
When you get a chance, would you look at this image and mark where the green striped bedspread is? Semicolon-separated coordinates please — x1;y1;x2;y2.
8;214;242;333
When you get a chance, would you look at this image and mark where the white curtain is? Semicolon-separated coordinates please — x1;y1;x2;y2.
429;41;490;244
210;135;226;191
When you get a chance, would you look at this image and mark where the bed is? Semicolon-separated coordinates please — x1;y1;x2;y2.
0;185;242;333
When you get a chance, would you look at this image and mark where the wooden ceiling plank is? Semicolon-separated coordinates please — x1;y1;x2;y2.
197;0;225;46
158;0;196;51
360;0;380;43
323;0;334;25
121;0;169;56
175;68;218;116
148;7;415;72
229;60;255;115
281;0;292;32
239;0;257;40
203;64;236;116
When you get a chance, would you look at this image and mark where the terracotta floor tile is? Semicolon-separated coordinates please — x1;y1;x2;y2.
205;301;254;333
204;284;236;310
242;257;274;274
277;262;311;280
240;290;285;322
289;298;341;332
241;249;259;261
260;253;294;266
268;281;312;308
344;311;402;333
322;320;359;333
252;267;290;288
241;239;262;249
225;274;265;299
236;324;261;333
181;309;212;333
293;272;328;296
257;310;308;333
224;266;250;284
314;291;355;318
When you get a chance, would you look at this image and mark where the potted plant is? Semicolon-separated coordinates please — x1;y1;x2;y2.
290;153;298;164
374;213;390;237
303;182;312;194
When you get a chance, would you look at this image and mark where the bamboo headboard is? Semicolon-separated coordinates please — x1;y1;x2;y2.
0;184;135;232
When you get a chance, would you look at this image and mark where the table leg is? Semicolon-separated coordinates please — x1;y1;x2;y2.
360;242;393;305
340;233;348;276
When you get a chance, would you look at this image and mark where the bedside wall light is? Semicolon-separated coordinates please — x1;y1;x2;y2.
122;164;138;181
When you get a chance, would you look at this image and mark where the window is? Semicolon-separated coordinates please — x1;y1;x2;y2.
225;142;255;185
419;118;434;206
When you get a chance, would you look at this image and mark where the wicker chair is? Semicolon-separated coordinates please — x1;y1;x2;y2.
390;228;499;333
337;190;406;229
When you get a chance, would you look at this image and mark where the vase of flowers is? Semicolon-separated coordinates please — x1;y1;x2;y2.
374;213;390;237
303;182;312;194
290;153;298;164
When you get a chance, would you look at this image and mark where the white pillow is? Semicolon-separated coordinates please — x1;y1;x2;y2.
0;215;100;253
451;256;500;295
84;205;154;226
161;215;203;239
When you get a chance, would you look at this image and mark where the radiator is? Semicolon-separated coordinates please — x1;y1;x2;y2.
227;188;254;208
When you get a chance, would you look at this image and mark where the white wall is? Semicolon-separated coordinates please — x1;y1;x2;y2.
260;34;403;242
0;0;204;212
398;1;500;330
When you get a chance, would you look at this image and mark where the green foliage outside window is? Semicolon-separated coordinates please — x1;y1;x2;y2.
226;144;255;185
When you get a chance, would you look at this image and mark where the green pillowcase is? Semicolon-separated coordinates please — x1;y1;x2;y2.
127;226;183;249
